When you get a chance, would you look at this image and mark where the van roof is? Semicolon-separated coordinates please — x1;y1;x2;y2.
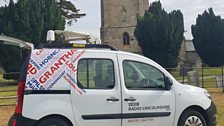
35;43;149;61
33;44;150;63
37;43;118;51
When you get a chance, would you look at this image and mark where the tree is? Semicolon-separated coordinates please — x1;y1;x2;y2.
0;0;85;73
0;0;84;46
192;8;224;67
134;1;184;68
58;0;86;25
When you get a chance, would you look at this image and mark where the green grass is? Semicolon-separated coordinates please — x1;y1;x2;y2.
169;67;222;78
0;99;16;105
0;91;17;97
202;77;216;88
0;75;16;83
0;74;17;105
0;85;17;91
169;68;224;85
211;93;224;126
0;83;17;105
200;67;222;76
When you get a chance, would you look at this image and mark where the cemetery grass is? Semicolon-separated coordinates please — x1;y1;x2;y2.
212;93;224;126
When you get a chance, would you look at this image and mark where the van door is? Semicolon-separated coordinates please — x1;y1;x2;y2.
118;53;175;126
71;51;121;126
0;35;33;81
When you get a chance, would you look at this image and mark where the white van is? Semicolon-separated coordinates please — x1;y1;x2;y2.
8;43;216;126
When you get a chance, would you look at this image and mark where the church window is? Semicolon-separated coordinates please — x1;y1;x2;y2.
123;32;130;45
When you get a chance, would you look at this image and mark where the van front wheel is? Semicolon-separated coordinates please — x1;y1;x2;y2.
37;116;71;126
178;109;206;126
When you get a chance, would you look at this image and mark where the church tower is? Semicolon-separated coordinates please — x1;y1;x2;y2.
100;0;149;53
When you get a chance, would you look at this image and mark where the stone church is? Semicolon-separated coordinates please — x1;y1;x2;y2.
100;0;149;54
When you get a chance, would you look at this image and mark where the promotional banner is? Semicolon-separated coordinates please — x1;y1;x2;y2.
26;49;86;95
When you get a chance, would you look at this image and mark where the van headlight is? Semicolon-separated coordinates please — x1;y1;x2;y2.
204;91;211;99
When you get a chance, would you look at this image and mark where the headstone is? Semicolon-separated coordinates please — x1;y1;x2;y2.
179;62;193;76
187;71;200;87
215;75;224;88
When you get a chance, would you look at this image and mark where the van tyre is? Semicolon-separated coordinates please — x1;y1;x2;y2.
178;109;206;126
37;117;71;126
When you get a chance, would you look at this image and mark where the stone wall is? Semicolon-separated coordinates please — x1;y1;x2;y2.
100;0;149;53
178;40;202;67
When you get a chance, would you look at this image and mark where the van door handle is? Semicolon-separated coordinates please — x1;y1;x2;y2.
107;97;120;102
124;97;136;101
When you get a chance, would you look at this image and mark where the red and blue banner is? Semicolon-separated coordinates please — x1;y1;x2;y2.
26;49;86;95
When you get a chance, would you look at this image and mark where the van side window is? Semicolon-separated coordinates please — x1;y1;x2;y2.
123;60;165;90
77;59;115;89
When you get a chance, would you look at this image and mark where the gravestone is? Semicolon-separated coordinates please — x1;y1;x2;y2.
179;62;193;76
187;71;200;87
215;75;224;88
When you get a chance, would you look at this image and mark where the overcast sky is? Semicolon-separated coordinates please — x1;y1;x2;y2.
1;0;224;40
66;0;224;40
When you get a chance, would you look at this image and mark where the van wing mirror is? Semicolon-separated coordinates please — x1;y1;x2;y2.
165;76;173;90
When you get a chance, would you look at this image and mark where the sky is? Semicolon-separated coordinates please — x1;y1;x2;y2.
65;0;101;39
1;0;224;40
158;0;224;39
66;0;224;40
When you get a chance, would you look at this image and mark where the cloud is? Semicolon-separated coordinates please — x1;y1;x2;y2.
0;1;7;6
